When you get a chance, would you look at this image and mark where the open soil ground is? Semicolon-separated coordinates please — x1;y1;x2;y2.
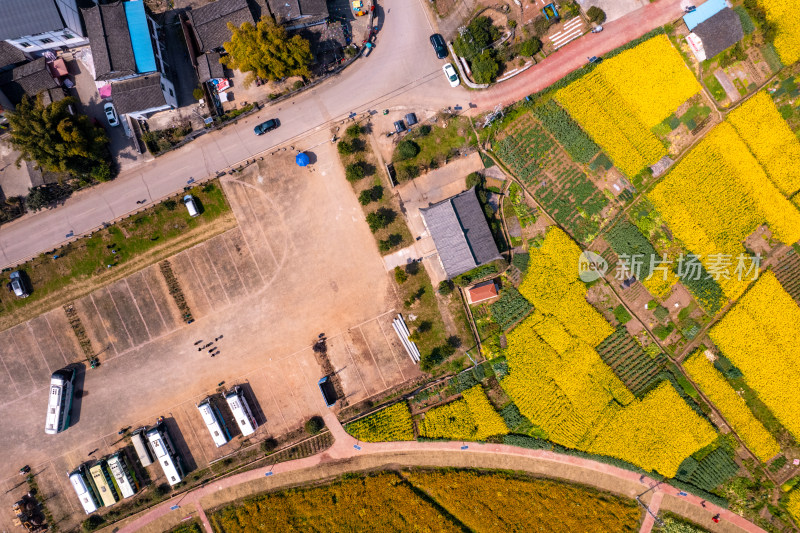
0;134;420;531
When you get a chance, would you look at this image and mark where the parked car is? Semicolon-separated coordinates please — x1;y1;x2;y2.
684;5;696;13
9;271;29;298
430;33;448;59
254;118;279;135
393;120;406;133
405;113;418;127
442;63;460;87
183;195;200;217
104;102;119;127
591;25;603;33
587;56;603;64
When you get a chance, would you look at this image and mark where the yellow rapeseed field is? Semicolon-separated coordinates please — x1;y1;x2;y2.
710;272;800;439
556;35;699;176
345;402;415;442
788;489;800;525
649;122;800;300
419;385;508;441
728;92;800;196
758;0;800;65
683;351;780;462
503;228;717;476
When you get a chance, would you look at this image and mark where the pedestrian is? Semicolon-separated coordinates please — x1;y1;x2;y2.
210;354;215;358
701;500;706;508
712;514;720;523
198;347;202;351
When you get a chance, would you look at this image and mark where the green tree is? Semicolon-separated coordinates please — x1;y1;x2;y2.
304;416;325;435
394;266;408;283
586;6;606;24
366;207;395;232
345;162;366;182
453;16;500;60
379;233;402;251
519;38;541;57
438;280;454;295
7;95;111;180
471;50;501;84
396;140;420;161
221;17;312;85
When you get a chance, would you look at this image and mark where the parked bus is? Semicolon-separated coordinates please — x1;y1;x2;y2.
225;387;258;437
131;427;154;467
107;452;137;499
197;398;231;447
146;423;184;486
68;467;99;515
88;463;118;507
44;368;76;435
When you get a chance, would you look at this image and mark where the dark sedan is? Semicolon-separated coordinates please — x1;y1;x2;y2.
430;33;448;59
254;118;279;135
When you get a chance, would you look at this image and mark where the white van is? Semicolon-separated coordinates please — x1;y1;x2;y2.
183;195;199;217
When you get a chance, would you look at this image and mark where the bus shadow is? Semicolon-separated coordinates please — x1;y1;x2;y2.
211;393;239;440
69;363;87;427
238;382;267;427
162;417;197;475
121;445;152;489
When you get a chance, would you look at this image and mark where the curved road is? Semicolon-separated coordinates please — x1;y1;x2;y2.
117;413;764;533
0;0;689;269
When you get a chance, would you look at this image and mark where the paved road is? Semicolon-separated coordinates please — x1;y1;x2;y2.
117;413;765;533
0;0;467;269
0;0;686;269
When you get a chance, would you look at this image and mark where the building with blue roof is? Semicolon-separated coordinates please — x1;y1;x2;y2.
683;0;729;31
82;0;177;119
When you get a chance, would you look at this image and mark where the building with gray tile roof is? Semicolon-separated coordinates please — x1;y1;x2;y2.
0;42;26;72
691;7;744;60
82;2;138;82
196;52;225;83
268;0;328;25
420;187;502;279
111;73;174;117
0;57;60;105
186;0;255;54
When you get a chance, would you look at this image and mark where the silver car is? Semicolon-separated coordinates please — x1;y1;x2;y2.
9;271;29;298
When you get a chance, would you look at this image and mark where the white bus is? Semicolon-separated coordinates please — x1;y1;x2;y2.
68;467;99;515
89;463;118;507
131;428;154;467
107;453;137;499
225;387;258;437
197;398;230;447
146;424;184;486
45;368;75;435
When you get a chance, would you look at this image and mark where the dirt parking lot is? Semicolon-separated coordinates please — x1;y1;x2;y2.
0;134;420;531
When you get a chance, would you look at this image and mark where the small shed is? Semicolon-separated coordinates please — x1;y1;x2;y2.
686;7;744;61
468;281;498;304
683;0;727;31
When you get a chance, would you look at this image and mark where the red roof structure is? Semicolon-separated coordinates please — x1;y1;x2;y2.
468;281;498;304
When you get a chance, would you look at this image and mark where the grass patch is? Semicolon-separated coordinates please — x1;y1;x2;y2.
761;44;783;73
704;74;727;102
395;263;449;371
613;305;632;324
0;181;232;330
339;124;412;255
392;116;477;182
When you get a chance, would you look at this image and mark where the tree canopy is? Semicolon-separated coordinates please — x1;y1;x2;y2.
221;17;313;85
453;16;500;60
7;95;112;181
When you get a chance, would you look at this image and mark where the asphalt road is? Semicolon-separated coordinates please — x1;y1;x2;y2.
0;0;469;269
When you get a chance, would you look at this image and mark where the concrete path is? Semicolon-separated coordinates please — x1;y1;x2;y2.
639;490;664;533
115;413;766;533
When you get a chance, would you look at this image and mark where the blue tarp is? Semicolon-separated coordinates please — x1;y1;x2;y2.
296;152;310;166
683;0;727;31
124;0;157;74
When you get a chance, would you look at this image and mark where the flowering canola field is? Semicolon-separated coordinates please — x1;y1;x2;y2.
419;385;509;441
649;120;800;300
683;351;780;462
710;272;800;439
504;228;717;476
757;0;800;65
556;35;700;176
727;92;800;196
345;402;415;442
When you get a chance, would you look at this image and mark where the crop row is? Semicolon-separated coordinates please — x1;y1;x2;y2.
490;287;533;330
596;327;666;396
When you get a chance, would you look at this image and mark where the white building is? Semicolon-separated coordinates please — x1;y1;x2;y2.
0;0;88;54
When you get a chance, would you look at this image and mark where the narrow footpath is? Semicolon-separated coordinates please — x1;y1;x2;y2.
116;413;765;533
